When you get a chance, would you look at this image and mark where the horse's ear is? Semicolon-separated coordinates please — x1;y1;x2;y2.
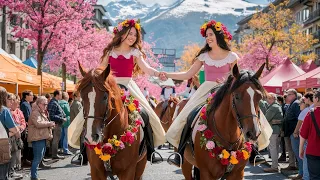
78;61;87;77
253;63;265;79
100;65;111;80
232;63;240;79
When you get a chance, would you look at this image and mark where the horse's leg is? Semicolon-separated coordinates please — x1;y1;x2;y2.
181;157;193;180
117;163;137;180
87;149;106;180
134;154;147;180
199;168;218;180
225;168;245;180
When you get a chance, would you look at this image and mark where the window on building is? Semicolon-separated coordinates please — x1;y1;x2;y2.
308;27;313;34
8;41;15;54
10;14;18;26
26;49;31;58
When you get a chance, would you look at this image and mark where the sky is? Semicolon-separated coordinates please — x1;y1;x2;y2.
98;0;270;7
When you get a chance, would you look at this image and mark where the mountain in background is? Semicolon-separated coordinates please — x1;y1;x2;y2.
105;0;265;56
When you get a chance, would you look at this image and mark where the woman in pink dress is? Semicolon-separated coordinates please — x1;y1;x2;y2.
99;19;165;163
163;20;239;166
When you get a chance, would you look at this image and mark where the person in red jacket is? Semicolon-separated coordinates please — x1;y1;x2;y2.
300;89;320;180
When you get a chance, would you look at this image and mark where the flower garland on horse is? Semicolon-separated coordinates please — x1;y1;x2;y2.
85;90;143;162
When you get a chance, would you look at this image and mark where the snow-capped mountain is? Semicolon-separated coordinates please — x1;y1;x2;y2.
105;0;264;56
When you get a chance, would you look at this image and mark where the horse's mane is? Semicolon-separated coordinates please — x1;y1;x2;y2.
209;70;265;114
77;68;122;113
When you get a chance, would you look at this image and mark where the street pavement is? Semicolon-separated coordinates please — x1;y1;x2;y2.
18;145;289;180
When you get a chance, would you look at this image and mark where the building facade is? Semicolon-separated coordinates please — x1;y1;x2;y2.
152;48;176;72
234;0;320;63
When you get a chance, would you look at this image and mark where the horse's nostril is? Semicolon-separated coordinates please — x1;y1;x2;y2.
246;131;252;139
92;134;100;141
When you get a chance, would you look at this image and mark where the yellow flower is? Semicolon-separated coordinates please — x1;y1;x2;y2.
201;23;207;30
242;150;249;160
230;155;239;165
222;149;230;159
215;22;222;31
128;103;136;112
94;147;102;155
108;139;113;143
99;154;111;161
114;140;121;147
135;23;141;31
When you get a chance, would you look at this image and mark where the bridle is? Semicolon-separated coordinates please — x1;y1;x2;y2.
83;83;120;129
212;86;260;150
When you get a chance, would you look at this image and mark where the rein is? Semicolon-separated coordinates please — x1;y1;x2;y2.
211;92;258;151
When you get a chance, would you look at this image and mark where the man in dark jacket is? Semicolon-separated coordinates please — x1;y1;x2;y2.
47;90;66;159
20;90;33;165
282;89;300;171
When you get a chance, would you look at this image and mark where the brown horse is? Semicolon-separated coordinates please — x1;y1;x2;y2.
77;64;147;180
155;96;180;133
181;64;266;180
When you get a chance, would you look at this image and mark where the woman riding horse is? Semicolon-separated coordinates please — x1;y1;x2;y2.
77;66;148;179
160;20;238;166
98;19;166;164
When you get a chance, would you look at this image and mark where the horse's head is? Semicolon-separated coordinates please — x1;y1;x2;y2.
210;63;266;142
77;63;122;145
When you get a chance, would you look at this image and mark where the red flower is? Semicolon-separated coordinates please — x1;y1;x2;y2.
132;127;138;133
208;152;215;158
84;142;95;150
204;129;214;139
236;151;244;160
127;135;135;144
111;149;117;155
136;119;142;126
128;19;135;26
244;142;252;152
121;96;126;102
133;99;139;108
96;143;102;149
220;158;229;165
137;107;141;112
120;135;128;143
102;145;113;154
213;147;223;155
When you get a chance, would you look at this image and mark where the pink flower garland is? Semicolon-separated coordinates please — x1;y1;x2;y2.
197;92;252;166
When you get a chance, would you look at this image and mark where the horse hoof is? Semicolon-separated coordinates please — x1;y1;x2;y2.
157;145;162;149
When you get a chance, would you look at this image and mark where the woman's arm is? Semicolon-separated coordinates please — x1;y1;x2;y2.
166;60;203;80
293;120;303;138
135;56;160;77
299;136;306;159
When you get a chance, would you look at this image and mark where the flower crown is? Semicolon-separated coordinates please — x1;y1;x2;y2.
200;20;232;41
113;19;141;35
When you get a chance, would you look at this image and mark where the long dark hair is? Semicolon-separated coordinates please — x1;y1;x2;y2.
196;27;231;58
0;86;7;111
101;26;145;76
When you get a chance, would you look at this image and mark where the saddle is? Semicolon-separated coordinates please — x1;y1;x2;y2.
177;103;205;163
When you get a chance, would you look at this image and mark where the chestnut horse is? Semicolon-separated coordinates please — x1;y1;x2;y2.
154;97;180;132
181;64;265;180
77;64;147;180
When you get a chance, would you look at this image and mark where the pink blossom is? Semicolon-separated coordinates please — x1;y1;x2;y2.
119;142;125;150
206;141;215;150
231;151;237;158
197;124;207;132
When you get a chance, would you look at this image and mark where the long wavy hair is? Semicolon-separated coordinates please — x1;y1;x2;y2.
101;26;145;76
195;26;231;59
0;87;7;111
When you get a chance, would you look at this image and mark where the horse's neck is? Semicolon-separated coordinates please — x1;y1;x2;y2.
105;108;129;139
212;95;242;148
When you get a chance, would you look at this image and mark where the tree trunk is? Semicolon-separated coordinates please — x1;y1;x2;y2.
37;51;44;94
2;7;6;50
62;62;67;92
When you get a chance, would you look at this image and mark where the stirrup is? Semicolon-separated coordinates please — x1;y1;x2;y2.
253;154;266;167
167;152;182;167
71;153;83;166
150;151;163;165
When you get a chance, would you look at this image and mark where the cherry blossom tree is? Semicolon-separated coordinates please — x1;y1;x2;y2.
0;0;96;93
46;21;112;90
